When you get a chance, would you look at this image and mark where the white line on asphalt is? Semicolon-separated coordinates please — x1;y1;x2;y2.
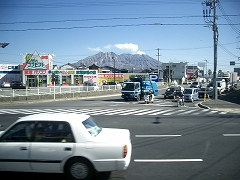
135;109;161;115
150;109;172;115
134;159;203;162
207;110;218;114
135;135;181;138
223;134;240;137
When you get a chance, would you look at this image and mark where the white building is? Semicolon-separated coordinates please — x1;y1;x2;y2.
0;64;21;84
162;62;188;84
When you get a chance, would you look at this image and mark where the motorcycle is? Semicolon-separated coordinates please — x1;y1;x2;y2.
177;95;185;107
144;90;154;104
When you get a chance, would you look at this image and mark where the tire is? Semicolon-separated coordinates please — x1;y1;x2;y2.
136;95;140;101
65;157;94;180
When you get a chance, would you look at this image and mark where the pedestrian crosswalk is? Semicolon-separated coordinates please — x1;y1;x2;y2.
0;108;228;116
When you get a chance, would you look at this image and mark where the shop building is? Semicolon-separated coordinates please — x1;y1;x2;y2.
0;64;21;84
22;51;98;87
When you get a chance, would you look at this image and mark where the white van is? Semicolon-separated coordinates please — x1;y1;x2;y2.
183;88;199;102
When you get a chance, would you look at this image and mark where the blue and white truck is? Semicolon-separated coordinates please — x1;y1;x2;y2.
121;77;158;101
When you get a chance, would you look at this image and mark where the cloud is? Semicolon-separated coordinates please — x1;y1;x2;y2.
104;44;113;49
115;43;146;54
88;47;102;51
88;43;146;54
136;50;146;55
115;43;138;52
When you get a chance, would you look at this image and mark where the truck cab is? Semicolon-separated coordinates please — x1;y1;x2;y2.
121;82;141;101
121;77;158;101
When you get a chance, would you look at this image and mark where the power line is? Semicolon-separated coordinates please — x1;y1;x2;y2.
218;41;238;58
0;1;201;9
1;23;239;32
1;14;239;25
218;1;240;35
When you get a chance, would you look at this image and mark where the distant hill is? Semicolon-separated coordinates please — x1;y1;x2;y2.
73;52;161;71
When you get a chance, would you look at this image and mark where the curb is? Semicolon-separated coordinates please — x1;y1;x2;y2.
198;102;210;109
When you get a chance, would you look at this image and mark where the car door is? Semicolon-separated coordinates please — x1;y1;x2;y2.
193;89;198;100
30;121;75;172
0;121;35;171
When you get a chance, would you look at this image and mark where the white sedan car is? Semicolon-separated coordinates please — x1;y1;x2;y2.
0;113;132;180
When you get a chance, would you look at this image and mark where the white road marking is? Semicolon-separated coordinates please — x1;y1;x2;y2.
223;134;240;137
150;109;172;115
134;159;203;162
135;135;181;138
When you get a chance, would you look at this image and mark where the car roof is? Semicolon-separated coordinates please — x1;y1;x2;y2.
17;113;90;123
184;88;197;90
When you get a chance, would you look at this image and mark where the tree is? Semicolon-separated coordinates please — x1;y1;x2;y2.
208;69;212;76
218;70;223;77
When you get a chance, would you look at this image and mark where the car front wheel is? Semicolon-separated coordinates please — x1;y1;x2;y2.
136;95;141;101
65;157;94;180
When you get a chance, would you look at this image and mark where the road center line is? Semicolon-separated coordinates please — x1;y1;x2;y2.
134;159;203;162
135;135;182;138
223;134;240;137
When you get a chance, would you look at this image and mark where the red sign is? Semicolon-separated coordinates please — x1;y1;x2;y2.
24;70;47;75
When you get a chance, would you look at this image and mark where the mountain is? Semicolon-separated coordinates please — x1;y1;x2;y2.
73;52;161;71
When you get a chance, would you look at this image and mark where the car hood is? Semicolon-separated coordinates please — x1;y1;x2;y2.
165;91;174;95
95;128;130;143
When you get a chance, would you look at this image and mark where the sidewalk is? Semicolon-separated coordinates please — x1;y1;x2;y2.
199;89;240;114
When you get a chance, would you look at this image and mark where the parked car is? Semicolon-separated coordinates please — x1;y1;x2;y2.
190;81;202;89
10;80;21;87
0;113;132;180
198;87;213;98
0;82;11;88
183;88;199;102
84;81;99;91
11;82;30;90
103;82;122;89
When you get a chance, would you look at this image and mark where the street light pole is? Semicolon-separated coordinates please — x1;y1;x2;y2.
112;57;115;83
156;48;160;79
204;59;208;79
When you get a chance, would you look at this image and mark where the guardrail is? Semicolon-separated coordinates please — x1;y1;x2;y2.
0;83;166;103
0;85;122;103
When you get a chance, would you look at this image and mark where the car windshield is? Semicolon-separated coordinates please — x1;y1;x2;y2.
192;82;198;85
166;88;175;92
184;89;193;94
82;117;102;137
122;83;134;91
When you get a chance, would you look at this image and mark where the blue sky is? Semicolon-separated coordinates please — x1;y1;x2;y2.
0;0;239;72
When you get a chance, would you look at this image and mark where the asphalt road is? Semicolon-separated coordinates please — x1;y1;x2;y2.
0;89;240;180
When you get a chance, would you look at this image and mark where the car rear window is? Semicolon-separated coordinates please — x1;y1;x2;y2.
184;89;192;94
82;117;102;137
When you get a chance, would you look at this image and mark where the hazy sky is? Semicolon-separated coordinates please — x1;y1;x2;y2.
0;0;239;72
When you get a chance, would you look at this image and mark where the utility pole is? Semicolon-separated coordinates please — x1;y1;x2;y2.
156;48;160;80
202;0;218;100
